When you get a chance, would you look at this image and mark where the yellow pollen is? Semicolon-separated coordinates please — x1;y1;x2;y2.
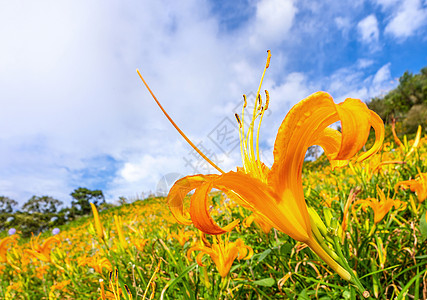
264;90;269;110
266;50;271;68
235;113;242;127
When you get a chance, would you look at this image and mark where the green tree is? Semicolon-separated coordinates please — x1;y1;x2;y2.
0;196;18;214
367;65;427;134
21;195;63;214
70;187;105;217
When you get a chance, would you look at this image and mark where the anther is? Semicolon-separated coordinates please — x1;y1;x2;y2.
266;50;271;69
264;90;270;111
243;94;247;108
124;284;131;295
235;113;242;127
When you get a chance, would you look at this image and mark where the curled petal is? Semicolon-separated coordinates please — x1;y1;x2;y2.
168;175;216;225
357;111;385;162
196;251;207;267
312;127;348;169
187;245;211;267
269;92;384;198
189;181;240;235
334;98;371;160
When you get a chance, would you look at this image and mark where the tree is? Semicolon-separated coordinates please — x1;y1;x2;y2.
22;196;63;214
70;187;105;217
0;196;18;214
367;65;427;134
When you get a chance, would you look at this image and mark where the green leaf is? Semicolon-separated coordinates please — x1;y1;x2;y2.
252;278;275;287
342;290;351;300
257;249;271;263
419;211;427;243
297;289;310;300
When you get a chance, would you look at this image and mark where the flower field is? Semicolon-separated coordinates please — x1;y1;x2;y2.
0;122;426;299
1;52;427;299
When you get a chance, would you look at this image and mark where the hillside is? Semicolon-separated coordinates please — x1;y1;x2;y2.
367;66;427;134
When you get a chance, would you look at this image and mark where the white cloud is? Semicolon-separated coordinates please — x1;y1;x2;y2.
357;14;380;49
0;0;418;208
0;0;241;205
384;0;427;38
356;58;375;69
335;16;352;37
372;63;392;85
374;0;400;8
249;0;298;47
325;62;395;102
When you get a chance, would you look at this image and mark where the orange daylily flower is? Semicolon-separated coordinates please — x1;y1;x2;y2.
25;234;59;262
91;202;105;241
138;51;384;282
243;212;273;234
168;228;195;246
353;187;406;224
0;235;17;263
395;172;427;202
114;215;128;250
391;118;422;157
187;235;253;278
49;280;71;299
78;253;113;274
99;269;133;300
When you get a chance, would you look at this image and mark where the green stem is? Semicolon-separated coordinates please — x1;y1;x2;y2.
306;237;351;281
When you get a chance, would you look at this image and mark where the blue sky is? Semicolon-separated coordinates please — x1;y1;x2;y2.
0;0;426;207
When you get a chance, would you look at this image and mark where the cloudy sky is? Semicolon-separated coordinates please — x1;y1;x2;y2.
1;0;426;207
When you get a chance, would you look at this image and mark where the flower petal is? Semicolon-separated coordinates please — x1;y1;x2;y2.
168;174;216;225
357;110;385;162
189;180;240;235
215;171;311;242
269;92;384;197
311;127;348;169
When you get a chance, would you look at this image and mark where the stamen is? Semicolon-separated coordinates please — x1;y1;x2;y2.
235;113;242;127
137;69;225;174
250;51;271;179
264;90;270;111
124;284;131;295
266;50;271;69
240;96;250;172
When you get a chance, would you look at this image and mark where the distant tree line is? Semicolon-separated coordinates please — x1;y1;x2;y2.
0;187;109;238
367;66;427;134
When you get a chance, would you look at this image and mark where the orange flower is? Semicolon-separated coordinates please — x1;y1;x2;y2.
243;212;273;234
187;235;253;278
114;215;128;250
395;172;427;202
99;268;133;300
138;51;384;281
25;234;59;262
353;188;406;224
0;235;17;263
391;118;422;157
168;228;195;246
78;253;112;274
91;202;105;241
49;280;71;299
